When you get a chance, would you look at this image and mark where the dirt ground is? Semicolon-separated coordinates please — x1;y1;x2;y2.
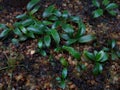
0;0;120;90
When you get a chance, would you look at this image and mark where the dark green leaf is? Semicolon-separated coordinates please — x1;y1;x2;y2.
100;52;108;62
0;29;10;38
61;34;70;40
111;52;118;60
62;10;70;18
39;50;47;56
14;28;22;36
76;23;86;37
93;63;103;75
60;57;68;67
16;13;27;19
111;39;116;49
56;77;61;81
116;51;120;58
66;39;77;45
102;0;110;6
44;35;51;47
108;10;117;16
27;32;35;38
50;29;60;45
62;24;74;34
62;68;67;79
38;39;43;48
19;36;27;41
78;35;96;43
70;16;81;23
53;9;61;17
84;50;94;61
48;16;58;21
106;3;118;10
19;26;27;34
60;81;66;89
96;51;105;61
0;24;6;29
52;21;61;29
92;0;100;7
62;46;81;59
93;9;103;18
12;38;19;45
27;0;40;11
27;26;42;34
22;19;33;26
30;5;40;14
43;21;52;25
42;5;55;18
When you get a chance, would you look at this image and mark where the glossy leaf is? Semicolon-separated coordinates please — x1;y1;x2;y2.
42;5;55;18
50;29;60;45
0;24;6;29
42;21;53;25
92;0;100;7
30;5;40;15
13;28;22;36
19;36;27;41
70;16;81;23
78;35;96;43
0;29;10;38
27;0;40;11
39;50;47;56
96;51;104;61
22;19;33;26
53;9;61;17
52;21;61;29
61;34;70;40
106;3;118;10
12;38;19;45
93;9;103;18
111;52;118;60
44;35;51;47
19;26;27;34
27;26;41;34
66;39;77;45
84;50;94;61
38;39;43;48
110;39;116;49
62;24;74;34
62;10;70;18
16;13;27;19
62;46;81;59
27;32;35;38
60;57;68;67
93;63;103;75
60;81;66;89
62;68;67;79
108;10;117;16
102;0;110;6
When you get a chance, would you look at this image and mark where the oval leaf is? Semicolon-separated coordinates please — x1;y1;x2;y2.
78;35;96;43
62;46;81;59
50;29;60;45
27;0;40;11
44;35;51;47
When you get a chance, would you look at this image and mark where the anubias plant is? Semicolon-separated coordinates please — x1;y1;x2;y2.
92;0;118;18
103;39;120;60
84;50;108;75
56;57;68;89
0;0;95;56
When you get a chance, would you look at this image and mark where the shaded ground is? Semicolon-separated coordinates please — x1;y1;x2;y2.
0;0;120;90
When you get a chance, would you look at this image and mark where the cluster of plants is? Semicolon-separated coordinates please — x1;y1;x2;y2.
92;0;118;18
0;0;120;89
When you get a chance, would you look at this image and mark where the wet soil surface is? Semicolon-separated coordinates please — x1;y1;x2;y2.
0;0;120;90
